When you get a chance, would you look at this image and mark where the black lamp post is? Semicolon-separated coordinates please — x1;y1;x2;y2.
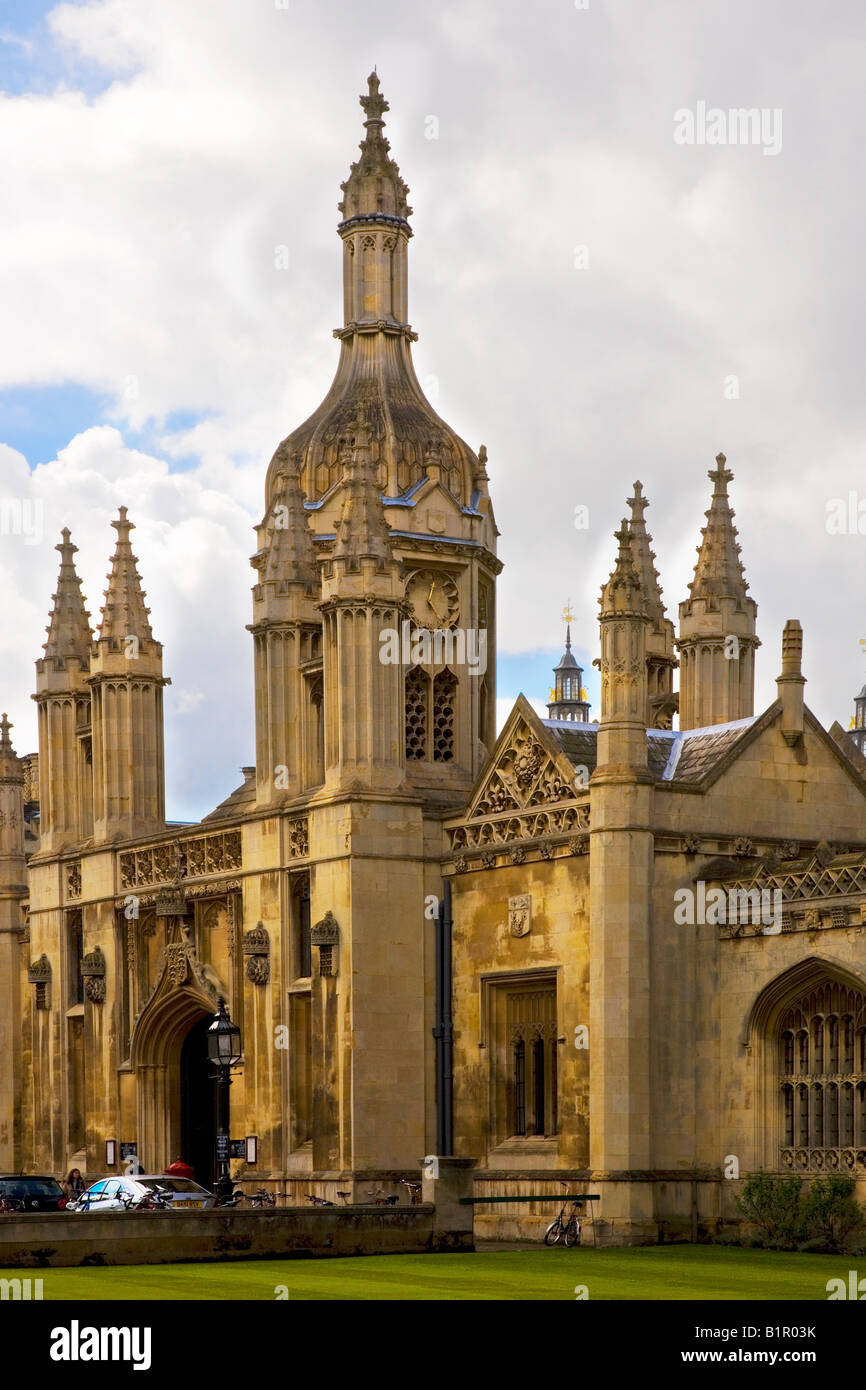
207;997;242;1204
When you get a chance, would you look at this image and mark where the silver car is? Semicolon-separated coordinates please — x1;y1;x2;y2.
67;1174;215;1212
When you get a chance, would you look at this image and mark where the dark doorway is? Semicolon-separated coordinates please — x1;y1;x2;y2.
180;1015;217;1191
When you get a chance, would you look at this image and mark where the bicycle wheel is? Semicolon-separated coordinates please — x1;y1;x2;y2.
544;1219;563;1246
564;1218;581;1248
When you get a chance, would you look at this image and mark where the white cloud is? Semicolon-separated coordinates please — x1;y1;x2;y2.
0;427;254;821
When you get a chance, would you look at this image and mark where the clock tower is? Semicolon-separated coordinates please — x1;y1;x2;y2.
248;73;500;1175
257;72;500;811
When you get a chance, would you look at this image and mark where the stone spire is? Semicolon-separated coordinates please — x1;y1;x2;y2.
677;454;759;730
34;530;95;849
594;519;650;775
0;713;19;780
627;482;677;729
600;519;646;619
338;71;412;224
259;453;318;594
89;508;167;840
627;482;665;625
331;405;394;567
96;508;157;653
687;454;750;604
41;529;93;672
263;72;482;510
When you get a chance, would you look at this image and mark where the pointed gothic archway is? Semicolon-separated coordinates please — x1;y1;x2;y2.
130;983;217;1176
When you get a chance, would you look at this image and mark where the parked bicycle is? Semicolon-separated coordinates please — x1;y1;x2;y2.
401;1180;422;1205
246;1189;276;1209
544;1184;582;1248
306;1193;334;1207
365;1187;399;1206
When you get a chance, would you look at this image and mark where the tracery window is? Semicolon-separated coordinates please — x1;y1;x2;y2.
405;666;428;760
779;982;866;1170
405;666;458;762
432;669;457;762
508;987;558;1137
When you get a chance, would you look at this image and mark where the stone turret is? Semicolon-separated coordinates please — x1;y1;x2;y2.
33;529;94;849
594;519;651;775
0;714;25;1169
627;482;677;729
320;404;406;793
250;454;324;803
588;521;654;1235
677;454;759;730
89;509;168;841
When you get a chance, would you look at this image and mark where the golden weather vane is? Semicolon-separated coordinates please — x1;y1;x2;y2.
562;601;574;625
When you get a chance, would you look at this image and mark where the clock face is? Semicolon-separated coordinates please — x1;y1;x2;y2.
405;570;460;629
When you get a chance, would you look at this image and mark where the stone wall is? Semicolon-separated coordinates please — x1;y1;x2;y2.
0;1204;472;1269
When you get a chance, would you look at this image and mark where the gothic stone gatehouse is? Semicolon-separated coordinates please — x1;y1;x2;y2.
2;74;866;1242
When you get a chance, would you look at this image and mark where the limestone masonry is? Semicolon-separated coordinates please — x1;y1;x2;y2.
2;74;866;1243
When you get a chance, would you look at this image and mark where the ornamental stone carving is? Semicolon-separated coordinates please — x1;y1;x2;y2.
311;912;339;978
508;895;531;937
120;830;242;890
27;954;51;984
67;862;82;900
289;817;309;858
82;945;106;1005
243;924;271;985
310;912;339;946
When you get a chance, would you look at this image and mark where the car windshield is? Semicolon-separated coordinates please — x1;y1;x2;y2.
0;1178;61;1197
137;1178;205;1194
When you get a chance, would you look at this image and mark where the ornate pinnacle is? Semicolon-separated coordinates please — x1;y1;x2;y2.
41;527;93;668
97;508;157;647
601;519;645;610
709;452;733;493
338;71;411;222
688;454;750;602
627;479;649;520
0;713;13;754
360;70;389;129
626;482;667;625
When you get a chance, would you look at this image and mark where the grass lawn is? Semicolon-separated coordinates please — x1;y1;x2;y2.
0;1245;856;1300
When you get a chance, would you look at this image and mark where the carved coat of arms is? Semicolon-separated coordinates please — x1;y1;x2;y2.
508;894;532;937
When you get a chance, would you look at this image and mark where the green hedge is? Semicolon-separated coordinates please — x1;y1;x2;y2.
737;1172;864;1252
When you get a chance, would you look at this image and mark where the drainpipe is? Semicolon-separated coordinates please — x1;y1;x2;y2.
433;880;455;1155
443;879;454;1154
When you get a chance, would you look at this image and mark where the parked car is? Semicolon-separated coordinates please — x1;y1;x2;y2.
67;1174;215;1212
0;1175;67;1212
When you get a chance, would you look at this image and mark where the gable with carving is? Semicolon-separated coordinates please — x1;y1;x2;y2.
449;701;587;857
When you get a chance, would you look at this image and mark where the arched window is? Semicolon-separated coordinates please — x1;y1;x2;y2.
68;911;83;1007
432;669;458;762
309;675;324;786
405;666;429;760
778;982;866;1166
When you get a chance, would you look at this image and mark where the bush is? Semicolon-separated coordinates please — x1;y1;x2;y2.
736;1173;804;1249
800;1175;864;1253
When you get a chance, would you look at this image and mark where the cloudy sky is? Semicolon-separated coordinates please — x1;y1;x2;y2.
1;0;864;820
